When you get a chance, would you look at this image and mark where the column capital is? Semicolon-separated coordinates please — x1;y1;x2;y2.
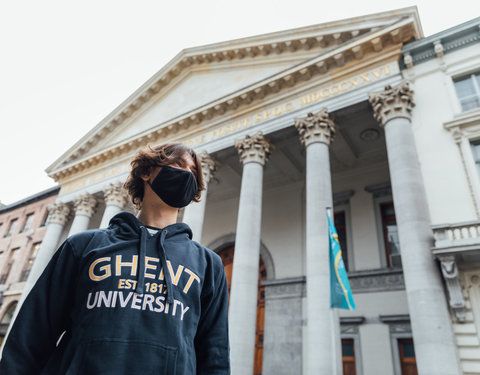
103;182;128;209
369;81;415;126
73;193;98;218
198;151;219;184
47;202;71;226
295;108;336;147
235;131;274;166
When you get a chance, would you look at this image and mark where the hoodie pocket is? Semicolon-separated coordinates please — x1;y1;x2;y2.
67;338;178;375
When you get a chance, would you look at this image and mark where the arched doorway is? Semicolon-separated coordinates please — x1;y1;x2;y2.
217;245;266;375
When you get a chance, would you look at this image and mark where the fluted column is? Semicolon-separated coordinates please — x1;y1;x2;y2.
369;82;461;375
229;132;273;375
100;183;128;228
295;109;341;375
1;202;71;352
182;151;218;243
68;193;98;236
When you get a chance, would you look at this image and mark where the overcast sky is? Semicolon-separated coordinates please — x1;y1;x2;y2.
0;0;477;205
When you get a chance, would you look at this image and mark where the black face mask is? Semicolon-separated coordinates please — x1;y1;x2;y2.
148;165;198;208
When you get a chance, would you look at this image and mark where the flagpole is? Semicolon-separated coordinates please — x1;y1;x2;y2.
327;206;343;375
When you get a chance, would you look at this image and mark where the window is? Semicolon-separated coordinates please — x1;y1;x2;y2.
472;140;480;178
380;202;401;268
342;338;356;375
398;338;418;375
0;248;19;284
40;209;49;227
5;219;17;237
20;213;34;233
335;211;349;271
20;242;41;282
454;72;480;112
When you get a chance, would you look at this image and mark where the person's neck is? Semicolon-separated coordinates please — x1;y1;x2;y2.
136;203;178;229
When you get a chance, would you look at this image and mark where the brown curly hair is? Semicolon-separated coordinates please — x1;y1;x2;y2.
123;143;205;209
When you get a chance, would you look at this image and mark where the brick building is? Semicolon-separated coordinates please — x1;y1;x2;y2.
0;186;59;344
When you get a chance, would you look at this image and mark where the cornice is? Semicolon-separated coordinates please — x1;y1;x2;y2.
402;17;480;69
444;109;480;142
48;16;420;182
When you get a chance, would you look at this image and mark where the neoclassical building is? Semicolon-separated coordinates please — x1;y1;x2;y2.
5;7;480;375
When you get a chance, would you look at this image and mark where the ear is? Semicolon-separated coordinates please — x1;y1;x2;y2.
141;166;160;183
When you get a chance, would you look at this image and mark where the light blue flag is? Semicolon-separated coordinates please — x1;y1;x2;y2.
328;214;356;310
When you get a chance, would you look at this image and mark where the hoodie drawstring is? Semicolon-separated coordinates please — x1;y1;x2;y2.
136;226;174;305
158;230;174;304
136;226;148;295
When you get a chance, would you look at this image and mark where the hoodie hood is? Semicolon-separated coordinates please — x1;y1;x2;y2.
108;211;193;302
109;211;193;240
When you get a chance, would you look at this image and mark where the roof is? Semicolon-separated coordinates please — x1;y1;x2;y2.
401;16;480;68
0;186;60;214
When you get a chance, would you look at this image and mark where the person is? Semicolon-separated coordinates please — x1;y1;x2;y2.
0;143;230;374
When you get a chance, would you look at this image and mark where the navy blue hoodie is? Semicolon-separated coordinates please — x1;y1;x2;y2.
0;212;230;374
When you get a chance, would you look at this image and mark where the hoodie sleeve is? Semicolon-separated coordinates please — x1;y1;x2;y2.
194;254;230;375
0;238;78;374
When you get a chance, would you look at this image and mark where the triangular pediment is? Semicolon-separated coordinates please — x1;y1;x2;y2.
87;58;308;154
47;6;422;178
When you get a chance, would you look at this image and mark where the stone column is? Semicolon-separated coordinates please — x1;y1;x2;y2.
68;193;98;236
1;202;71;352
229;132;273;375
100;182;128;228
295;109;341;375
369;82;461;375
182;151;218;243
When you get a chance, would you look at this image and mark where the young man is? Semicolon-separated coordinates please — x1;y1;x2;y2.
0;143;230;374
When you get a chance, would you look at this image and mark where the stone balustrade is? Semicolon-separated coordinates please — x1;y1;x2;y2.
432;221;480;249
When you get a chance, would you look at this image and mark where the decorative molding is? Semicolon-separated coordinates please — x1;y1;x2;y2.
444;109;480;143
333;190;355;206
263;277;306;300
263;268;405;299
340;316;365;325
295;109;336;146
369;81;415;126
198;151;219;184
359;128;380;142
438;255;466;322
73;193;98;218
380;314;412;334
379;314;410;323
103;182;128;209
340;324;359;335
47;15;420;181
46;202;72;226
470;273;480;285
401;17;480;68
364;182;392;198
348;268;405;293
235;131;274;165
444;110;480;218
